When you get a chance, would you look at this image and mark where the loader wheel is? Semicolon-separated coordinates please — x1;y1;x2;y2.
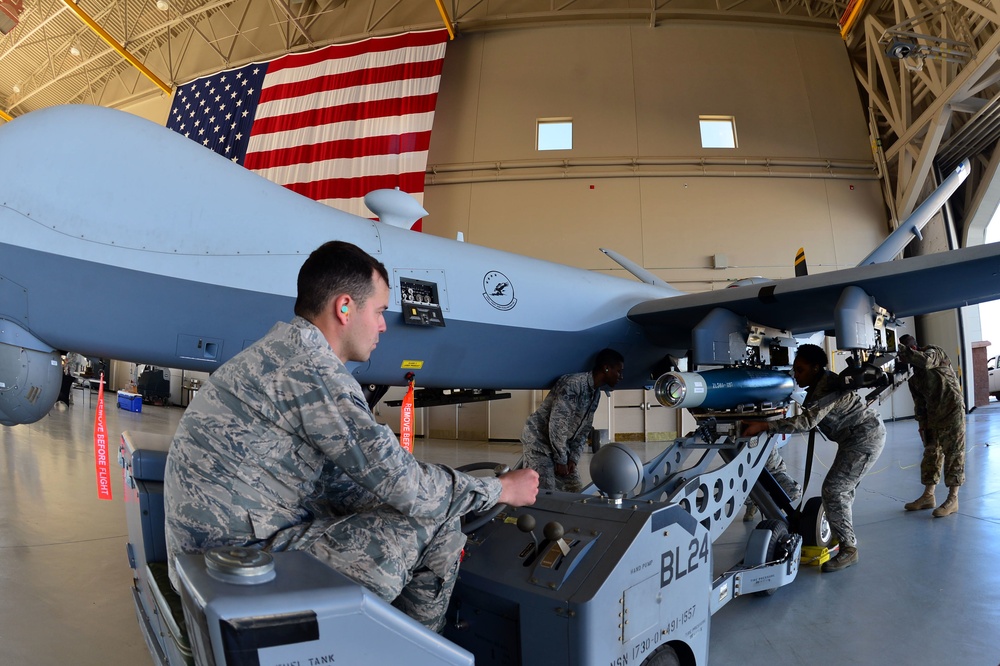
641;644;680;666
754;519;791;597
800;496;833;548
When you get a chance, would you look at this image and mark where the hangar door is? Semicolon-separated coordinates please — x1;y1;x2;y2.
612;389;680;442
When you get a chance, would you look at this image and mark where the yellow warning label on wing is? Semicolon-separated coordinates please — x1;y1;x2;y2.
401;360;424;369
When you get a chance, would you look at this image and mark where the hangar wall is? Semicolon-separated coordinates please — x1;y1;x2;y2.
411;22;894;440
422;22;886;292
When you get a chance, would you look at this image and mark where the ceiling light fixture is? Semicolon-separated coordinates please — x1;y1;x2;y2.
156;0;169;10
69;44;81;56
12;83;20;93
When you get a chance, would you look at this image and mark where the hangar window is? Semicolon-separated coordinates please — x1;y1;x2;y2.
699;116;737;149
537;119;572;150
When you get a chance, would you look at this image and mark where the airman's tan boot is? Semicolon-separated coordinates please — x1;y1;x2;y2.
904;485;936;511
822;545;859;573
932;488;959;517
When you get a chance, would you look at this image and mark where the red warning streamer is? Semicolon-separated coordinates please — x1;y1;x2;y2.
93;372;112;501
400;379;415;454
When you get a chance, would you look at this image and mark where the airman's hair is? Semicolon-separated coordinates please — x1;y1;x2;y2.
594;348;625;370
899;334;917;348
795;343;828;368
294;241;389;319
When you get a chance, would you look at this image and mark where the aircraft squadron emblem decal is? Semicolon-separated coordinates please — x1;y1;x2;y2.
482;271;516;310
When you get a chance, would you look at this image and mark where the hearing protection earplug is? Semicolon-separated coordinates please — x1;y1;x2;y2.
341;305;349;313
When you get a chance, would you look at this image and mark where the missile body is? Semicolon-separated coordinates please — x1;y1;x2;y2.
654;369;795;410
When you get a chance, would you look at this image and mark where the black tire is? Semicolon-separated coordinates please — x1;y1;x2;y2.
641;644;680;666
754;519;790;596
799;496;833;548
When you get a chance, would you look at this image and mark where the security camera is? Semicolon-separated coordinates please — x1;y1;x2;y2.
885;39;916;59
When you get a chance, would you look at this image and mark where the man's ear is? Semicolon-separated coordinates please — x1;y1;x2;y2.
334;295;351;324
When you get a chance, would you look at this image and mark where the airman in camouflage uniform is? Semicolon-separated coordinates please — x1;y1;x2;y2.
743;344;885;573
521;349;625;492
898;335;965;517
164;241;539;632
743;447;803;521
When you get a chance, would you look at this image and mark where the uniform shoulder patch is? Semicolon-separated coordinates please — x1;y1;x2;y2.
350;393;372;414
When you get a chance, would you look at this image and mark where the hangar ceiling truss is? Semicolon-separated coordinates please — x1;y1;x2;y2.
841;0;1000;241
1;0;998;238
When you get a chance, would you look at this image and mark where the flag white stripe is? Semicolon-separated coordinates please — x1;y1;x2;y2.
263;42;446;89
252;75;442;121
253;151;430;186
245;111;435;156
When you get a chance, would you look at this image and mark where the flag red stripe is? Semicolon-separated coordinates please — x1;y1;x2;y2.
245;131;431;171
249;93;440;137
285;171;426;201
266;29;447;74
259;59;445;105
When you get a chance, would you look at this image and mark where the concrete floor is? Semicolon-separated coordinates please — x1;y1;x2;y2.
1;394;998;665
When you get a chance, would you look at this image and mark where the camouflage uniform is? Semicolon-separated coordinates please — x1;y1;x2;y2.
765;448;803;500
164;317;502;632
899;345;966;488
769;371;885;548
744;447;802;515
521;372;600;493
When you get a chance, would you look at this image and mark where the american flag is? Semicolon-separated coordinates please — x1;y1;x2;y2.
165;29;448;229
